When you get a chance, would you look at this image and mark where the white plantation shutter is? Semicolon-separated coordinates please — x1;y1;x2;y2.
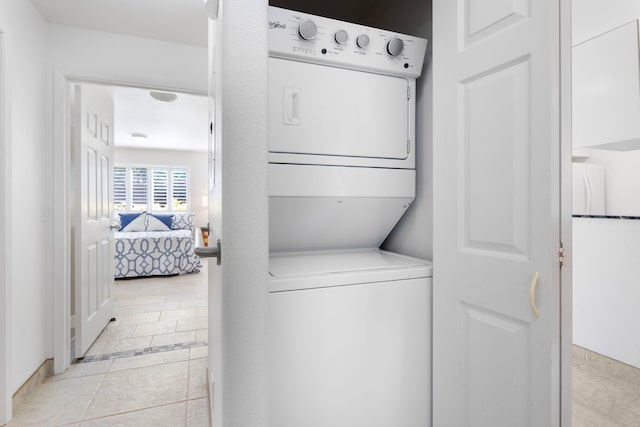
113;167;127;211
130;167;148;211
152;168;169;211
172;168;188;211
113;165;190;212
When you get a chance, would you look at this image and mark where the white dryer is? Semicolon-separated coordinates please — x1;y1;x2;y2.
267;7;431;426
268;6;427;252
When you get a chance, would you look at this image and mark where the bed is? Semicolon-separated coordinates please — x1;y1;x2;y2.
113;212;203;279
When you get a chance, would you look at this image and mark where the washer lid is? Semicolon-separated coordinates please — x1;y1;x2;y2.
269;248;432;292
269;248;431;278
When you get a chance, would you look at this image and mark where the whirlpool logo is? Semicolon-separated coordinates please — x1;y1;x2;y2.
269;21;286;30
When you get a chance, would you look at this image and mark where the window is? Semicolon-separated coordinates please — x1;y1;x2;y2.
113;167;127;211
172;169;188;211
114;165;190;212
131;167;148;211
151;168;168;210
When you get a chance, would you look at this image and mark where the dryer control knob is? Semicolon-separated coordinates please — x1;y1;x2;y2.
356;34;370;48
298;19;318;40
386;37;405;57
335;29;348;45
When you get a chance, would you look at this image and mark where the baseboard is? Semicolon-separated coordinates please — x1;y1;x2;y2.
70;335;76;360
12;359;53;414
207;367;214;427
574;345;640;382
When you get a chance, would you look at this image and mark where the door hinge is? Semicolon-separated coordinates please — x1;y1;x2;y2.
407;140;411;154
70;315;77;328
558;242;565;268
407;86;411;100
210;122;214;134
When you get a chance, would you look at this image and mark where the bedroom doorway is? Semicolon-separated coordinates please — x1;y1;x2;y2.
66;80;209;367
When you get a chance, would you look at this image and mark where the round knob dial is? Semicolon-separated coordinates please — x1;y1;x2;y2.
386;37;405;57
298;19;317;40
334;29;348;45
356;34;370;48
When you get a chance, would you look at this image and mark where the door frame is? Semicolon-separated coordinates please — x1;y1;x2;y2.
559;0;573;424
51;70;206;373
0;28;13;425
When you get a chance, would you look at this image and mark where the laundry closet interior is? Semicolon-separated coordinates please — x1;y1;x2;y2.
265;1;433;425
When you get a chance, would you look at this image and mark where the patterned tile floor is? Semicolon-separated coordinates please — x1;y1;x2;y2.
8;265;210;427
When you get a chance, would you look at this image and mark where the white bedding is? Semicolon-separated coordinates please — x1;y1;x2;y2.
114;229;202;278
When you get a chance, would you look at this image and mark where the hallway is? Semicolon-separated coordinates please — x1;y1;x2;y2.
7;267;210;426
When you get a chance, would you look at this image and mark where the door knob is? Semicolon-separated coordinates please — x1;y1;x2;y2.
195;239;221;265
110;223;120;230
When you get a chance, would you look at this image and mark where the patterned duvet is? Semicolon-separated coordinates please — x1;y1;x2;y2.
114;230;202;278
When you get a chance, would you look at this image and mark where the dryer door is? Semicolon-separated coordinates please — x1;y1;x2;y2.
269;58;411;161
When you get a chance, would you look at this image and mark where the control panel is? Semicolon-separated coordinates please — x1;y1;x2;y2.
268;6;428;78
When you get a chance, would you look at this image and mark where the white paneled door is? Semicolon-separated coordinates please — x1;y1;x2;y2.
433;0;563;426
72;84;115;356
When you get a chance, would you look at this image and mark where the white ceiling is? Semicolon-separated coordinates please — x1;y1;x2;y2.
113;86;208;152
31;0;419;153
30;0;398;49
30;0;208;47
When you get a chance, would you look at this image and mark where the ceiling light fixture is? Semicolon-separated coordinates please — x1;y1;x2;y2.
131;133;148;143
149;91;178;103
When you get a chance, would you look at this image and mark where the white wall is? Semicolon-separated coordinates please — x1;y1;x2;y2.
372;1;434;261
114;148;209;224
0;27;7;426
572;1;640;216
46;24;207;93
573;0;640;44
0;0;49;404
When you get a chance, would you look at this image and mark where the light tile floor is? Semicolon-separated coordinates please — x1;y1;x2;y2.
573;345;640;426
8;265;210;427
14;266;636;426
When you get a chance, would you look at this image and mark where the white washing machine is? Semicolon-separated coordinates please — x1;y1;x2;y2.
267;7;431;426
269;249;432;427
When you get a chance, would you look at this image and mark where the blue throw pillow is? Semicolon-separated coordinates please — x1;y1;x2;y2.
146;213;174;231
119;212;146;232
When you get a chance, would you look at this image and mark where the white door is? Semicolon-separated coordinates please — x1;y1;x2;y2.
72;83;115;357
433;0;563;426
207;16;224;427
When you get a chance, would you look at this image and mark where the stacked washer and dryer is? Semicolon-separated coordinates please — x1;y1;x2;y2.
267;7;431;426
